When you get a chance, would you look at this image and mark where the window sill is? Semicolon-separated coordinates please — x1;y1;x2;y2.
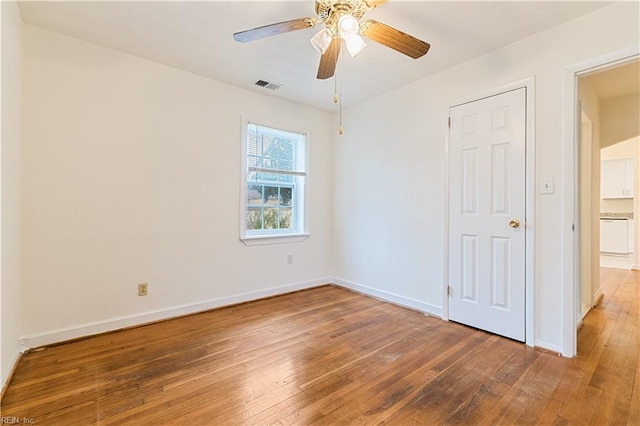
241;233;309;246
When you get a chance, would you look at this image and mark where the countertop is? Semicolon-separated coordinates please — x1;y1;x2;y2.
600;212;633;219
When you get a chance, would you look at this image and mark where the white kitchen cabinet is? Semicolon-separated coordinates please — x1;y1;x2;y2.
601;158;634;199
600;218;628;254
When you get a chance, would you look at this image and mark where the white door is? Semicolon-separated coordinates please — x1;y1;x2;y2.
448;88;526;342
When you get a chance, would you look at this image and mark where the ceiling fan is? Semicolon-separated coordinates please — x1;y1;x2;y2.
232;0;431;80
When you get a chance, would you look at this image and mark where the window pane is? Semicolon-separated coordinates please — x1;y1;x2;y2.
278;174;294;184
263;208;278;229
257;172;279;182
260;136;295;172
262;186;279;205
280;208;293;229
247;185;263;206
246;207;262;230
247;134;257;156
247;155;259;168
280;187;293;206
275;160;293;172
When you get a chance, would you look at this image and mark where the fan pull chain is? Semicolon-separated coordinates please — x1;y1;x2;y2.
338;42;344;135
333;67;338;104
339;104;343;135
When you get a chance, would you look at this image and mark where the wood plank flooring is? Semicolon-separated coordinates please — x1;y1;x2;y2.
1;269;638;424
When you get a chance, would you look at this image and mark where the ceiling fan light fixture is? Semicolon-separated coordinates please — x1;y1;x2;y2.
310;29;332;54
337;14;359;39
345;33;367;57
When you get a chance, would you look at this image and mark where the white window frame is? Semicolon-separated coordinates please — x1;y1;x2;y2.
240;118;309;246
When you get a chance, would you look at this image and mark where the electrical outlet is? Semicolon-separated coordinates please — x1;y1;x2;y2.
138;283;148;296
287;254;293;264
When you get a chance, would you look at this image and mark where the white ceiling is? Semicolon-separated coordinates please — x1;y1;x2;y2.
19;1;612;112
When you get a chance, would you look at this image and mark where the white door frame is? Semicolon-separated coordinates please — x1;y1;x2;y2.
443;77;536;348
561;45;640;358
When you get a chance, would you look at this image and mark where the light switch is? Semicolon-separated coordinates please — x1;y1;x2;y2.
541;178;554;194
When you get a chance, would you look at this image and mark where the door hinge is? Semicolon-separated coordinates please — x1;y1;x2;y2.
448;117;451;128
447;285;452;296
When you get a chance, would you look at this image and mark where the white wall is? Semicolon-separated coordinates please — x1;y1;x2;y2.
20;25;334;346
1;1;24;390
333;2;639;352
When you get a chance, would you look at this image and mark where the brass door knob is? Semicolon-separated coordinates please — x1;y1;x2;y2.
509;219;520;229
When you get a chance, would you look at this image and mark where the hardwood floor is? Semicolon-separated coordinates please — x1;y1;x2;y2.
2;270;638;425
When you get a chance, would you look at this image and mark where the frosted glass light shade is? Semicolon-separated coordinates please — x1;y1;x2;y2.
310;29;332;54
345;34;367;57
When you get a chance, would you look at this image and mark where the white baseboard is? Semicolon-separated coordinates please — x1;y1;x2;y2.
332;277;442;318
19;278;330;350
1;345;22;396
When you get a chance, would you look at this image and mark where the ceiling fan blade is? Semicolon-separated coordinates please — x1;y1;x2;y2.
317;38;341;80
233;18;316;43
361;19;430;59
364;0;388;8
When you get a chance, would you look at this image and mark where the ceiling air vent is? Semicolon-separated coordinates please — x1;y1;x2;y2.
254;79;282;91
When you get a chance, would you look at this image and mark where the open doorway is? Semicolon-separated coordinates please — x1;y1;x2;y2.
576;59;639;330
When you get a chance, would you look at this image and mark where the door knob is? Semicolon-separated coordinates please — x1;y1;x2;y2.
509;219;520;229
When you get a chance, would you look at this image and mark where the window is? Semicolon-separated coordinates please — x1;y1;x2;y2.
241;121;307;242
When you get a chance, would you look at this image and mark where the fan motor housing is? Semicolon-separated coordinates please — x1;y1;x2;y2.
315;0;370;23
